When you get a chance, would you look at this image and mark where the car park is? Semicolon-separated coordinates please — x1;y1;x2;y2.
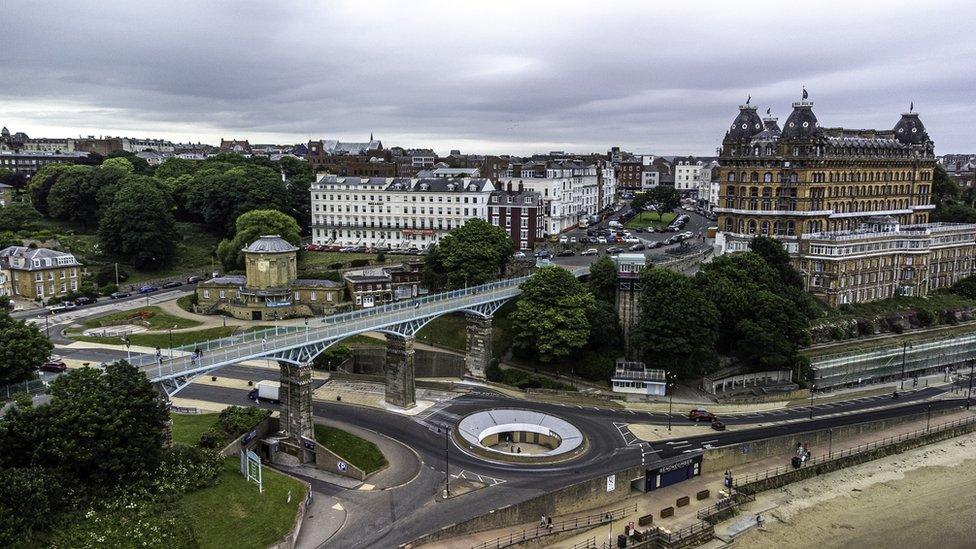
581;248;598;256
110;291;132;299
138;285;159;294
39;360;68;373
688;408;717;422
162;281;183;289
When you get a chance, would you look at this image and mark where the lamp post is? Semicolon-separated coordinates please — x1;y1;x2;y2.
444;427;450;498
273;312;279;337
900;342;912;390
968;360;974;410
666;371;677;432
168;325;176;359
809;370;816;420
39;313;50;339
124;337;131;363
828;428;833;458
926;403;931;432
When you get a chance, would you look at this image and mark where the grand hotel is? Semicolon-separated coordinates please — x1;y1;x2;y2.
715;95;976;305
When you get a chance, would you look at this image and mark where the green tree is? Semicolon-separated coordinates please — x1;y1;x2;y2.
932;164;959;207
645;186;681;221
588;255;617;304
100;156;135;174
950;275;976;299
0;169;28;194
0;361;169;486
631;267;718;378
216;209;302;271
47;164;127;228
0;202;40;232
27;163;73;215
0;310;51;385
510;266;594;363
587;300;621;349
932;201;976;223
749;235;803;288
98;176;179;269
0;467;69;545
155;157;201;180
0;231;18;249
183;164;288;234
421;219;514;290
105;150;151;174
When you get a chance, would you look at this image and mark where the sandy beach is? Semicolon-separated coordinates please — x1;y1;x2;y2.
735;430;976;548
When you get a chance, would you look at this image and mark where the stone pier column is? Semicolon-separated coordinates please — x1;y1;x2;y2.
279;361;313;440
465;313;493;380
385;334;416;409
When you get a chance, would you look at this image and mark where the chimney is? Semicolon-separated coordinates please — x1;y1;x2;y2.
506;181;512;192
518;181;523;192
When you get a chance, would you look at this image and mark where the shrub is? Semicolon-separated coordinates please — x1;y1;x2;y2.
154;445;222;494
198;406;269;449
856;319;875;336
890;323;904;334
377;252;386;263
349;259;370;268
916;308;935;327
328;262;344;270
829;326;846;340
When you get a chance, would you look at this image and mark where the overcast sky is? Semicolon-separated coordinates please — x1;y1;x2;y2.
3;0;975;155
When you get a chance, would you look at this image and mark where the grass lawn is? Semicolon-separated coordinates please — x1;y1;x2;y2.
314;424;387;474
171;412;220;446
72;325;241;348
82;306;202;330
415;313;468;351
181;457;306;549
341;333;386;347
624;211;676;230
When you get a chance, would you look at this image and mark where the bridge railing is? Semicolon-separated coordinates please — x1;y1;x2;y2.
138;266;588;381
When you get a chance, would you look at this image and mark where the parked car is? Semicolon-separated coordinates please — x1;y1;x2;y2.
606;246;623;255
688;408;717;422
74;296;96;306
138;285;159;294
110;291;131;299
711;419;726;431
39;360;68;373
48;302;76;315
556;250;576;257
581;248;599;256
623;237;640;244
628;243;646;251
513;251;527;259
569;236;578;244
187;275;203;284
649;241;664;249
162;281;183;289
558;235;569;244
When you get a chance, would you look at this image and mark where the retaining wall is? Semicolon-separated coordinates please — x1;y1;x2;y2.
219;415;276;457
313;440;367;481
700;407;956;474
405;464;645;547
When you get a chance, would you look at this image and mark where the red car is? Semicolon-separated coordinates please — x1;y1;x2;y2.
688;408;717;422
39;360;68;373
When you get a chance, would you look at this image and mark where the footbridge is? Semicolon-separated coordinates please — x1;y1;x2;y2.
134;266;587;438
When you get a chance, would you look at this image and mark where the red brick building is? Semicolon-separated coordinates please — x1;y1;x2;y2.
488;182;544;250
616;159;643;191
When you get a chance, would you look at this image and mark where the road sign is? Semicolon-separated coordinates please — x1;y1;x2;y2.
337;461;348;472
606;474;616;492
243;449;263;494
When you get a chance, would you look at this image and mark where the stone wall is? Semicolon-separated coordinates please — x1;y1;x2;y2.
700;407;957;474
405;464;645;547
345;347;466;379
313;440;367;481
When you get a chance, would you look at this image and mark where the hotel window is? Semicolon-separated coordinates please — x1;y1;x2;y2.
219;290;225;299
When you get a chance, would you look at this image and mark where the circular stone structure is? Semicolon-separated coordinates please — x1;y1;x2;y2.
455;409;585;463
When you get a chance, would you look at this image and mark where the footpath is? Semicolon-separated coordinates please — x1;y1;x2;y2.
427;407;976;549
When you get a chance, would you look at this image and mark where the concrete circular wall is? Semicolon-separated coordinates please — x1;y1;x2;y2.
455;409;586;463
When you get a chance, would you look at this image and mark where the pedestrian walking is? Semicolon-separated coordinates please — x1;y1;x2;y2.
155;347;162;365
262;337;267;351
195;347;203;358
540;515;547;528
546;516;552;530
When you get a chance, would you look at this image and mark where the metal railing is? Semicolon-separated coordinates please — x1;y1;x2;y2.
732;414;976;490
137;267;588;382
469;504;636;549
569;537;596;549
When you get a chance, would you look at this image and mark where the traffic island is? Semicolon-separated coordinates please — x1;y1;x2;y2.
453;408;589;464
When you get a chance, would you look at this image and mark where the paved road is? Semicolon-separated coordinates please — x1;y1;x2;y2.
174;381;962;548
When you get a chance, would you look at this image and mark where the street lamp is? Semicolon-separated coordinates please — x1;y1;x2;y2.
39;313;50;339
442;426;451;498
273;312;279;337
168;325;176;359
827;428;833;458
809;380;816;420
900;342;913;390
666;371;677;432
968;360;974;410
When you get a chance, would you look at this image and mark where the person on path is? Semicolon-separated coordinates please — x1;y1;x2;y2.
540;515;547;528
195;347;202;359
155;347;162;365
262;337;267;351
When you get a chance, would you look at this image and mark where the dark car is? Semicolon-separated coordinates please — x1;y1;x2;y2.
628;243;646;251
606;246;623;255
688;408;717;422
138;285;159;294
39;360;68;373
187;275;203;284
74;296;96;306
162;281;183;289
711;420;726;431
649;241;663;249
110;291;131;299
556;250;576;257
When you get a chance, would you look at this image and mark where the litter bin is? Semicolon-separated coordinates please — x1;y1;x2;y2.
617;534;627;548
791;456;802;469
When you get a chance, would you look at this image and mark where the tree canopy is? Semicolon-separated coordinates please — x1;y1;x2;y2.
510;266;595;363
422;219;514;290
217;209;302;271
644;186;681;219
98;176;180;269
0;310;52;385
588;255;617;304
181;164;289;235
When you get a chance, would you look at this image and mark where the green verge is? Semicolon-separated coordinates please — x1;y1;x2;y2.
624;211;676;230
82;306;202;330
181;457;306;549
340;334;385;347
314;424;387;474
415;313;468;350
71;325;241;348
170;413;220;446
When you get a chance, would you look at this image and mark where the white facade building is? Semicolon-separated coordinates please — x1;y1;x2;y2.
498;161;615;235
673;157;704;192
310;175;494;249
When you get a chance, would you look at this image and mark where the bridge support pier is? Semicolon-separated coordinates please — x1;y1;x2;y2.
464;313;492;380
279;361;313;440
385;334;416;409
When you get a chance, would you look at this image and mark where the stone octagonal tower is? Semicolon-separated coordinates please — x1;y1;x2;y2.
243;235;298;291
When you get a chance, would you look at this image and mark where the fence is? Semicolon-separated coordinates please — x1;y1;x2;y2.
469;504;636;549
0;379;47;401
733;413;976;491
569;537;596;549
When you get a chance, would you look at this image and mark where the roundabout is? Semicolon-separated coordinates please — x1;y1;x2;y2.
455;408;587;463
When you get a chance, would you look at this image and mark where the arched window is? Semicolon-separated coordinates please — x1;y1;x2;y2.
748;220;757;234
763;172;772;183
728;172;736;182
761;221;770;235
